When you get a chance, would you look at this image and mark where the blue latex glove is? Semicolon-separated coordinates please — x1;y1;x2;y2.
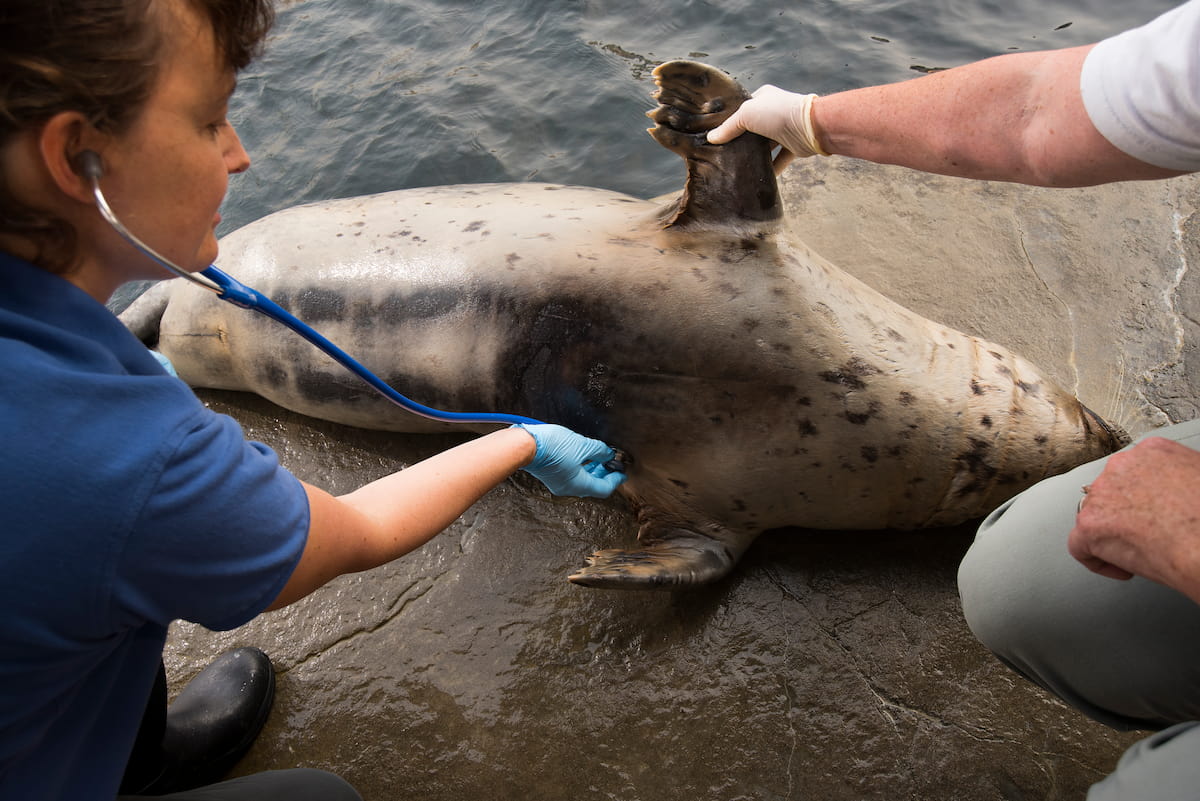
150;350;178;377
511;423;627;499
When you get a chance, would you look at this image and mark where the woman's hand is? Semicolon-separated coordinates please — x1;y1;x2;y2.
512;423;626;499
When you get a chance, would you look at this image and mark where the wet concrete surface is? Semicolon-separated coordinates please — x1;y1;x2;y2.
162;161;1200;800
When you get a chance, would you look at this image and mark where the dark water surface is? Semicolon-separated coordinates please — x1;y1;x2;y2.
220;0;1180;230
105;0;1178;313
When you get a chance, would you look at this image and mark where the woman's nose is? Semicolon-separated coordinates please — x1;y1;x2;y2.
224;123;251;175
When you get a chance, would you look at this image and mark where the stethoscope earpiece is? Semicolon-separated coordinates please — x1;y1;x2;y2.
76;150;104;181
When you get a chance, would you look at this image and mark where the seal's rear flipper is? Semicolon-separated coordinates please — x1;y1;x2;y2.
567;522;758;589
117;281;173;348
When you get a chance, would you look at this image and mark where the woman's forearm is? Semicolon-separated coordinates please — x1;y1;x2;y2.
336;427;536;567
269;428;536;610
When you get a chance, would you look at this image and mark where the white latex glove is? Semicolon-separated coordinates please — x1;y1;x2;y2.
706;85;827;174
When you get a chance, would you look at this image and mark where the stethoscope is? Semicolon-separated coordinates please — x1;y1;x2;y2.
78;150;543;427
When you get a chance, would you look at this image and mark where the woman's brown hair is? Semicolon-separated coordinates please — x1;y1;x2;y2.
0;0;274;273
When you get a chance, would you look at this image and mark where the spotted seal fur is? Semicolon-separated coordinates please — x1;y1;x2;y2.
121;61;1128;589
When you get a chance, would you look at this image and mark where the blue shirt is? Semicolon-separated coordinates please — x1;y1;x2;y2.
0;253;309;800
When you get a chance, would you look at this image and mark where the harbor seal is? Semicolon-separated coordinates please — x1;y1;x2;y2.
121;61;1127;589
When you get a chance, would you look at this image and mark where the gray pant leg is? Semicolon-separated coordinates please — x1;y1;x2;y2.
958;418;1200;731
1086;721;1200;801
119;768;362;801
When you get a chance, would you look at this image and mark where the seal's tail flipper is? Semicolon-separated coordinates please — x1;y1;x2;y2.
567;520;758;589
646;61;780;229
117;281;173;348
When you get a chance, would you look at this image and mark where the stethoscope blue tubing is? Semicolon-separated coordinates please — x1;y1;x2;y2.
80;148;541;427
198;265;544;426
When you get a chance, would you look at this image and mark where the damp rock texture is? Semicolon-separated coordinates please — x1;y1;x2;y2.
162;162;1200;800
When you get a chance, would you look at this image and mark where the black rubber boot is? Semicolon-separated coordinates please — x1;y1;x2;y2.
131;647;276;796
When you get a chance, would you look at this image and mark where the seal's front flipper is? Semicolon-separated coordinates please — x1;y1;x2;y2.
648;60;748;134
646;60;780;229
567;523;758;589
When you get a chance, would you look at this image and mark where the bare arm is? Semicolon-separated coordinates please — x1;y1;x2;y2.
265;427;536;610
813;45;1183;187
709;45;1186;187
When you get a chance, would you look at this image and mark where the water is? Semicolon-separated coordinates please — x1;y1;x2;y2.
105;0;1177;314
219;0;1180;234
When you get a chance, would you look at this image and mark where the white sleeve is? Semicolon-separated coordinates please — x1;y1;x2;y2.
1080;0;1200;171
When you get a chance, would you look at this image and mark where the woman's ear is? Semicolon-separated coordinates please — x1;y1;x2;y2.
37;111;106;204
